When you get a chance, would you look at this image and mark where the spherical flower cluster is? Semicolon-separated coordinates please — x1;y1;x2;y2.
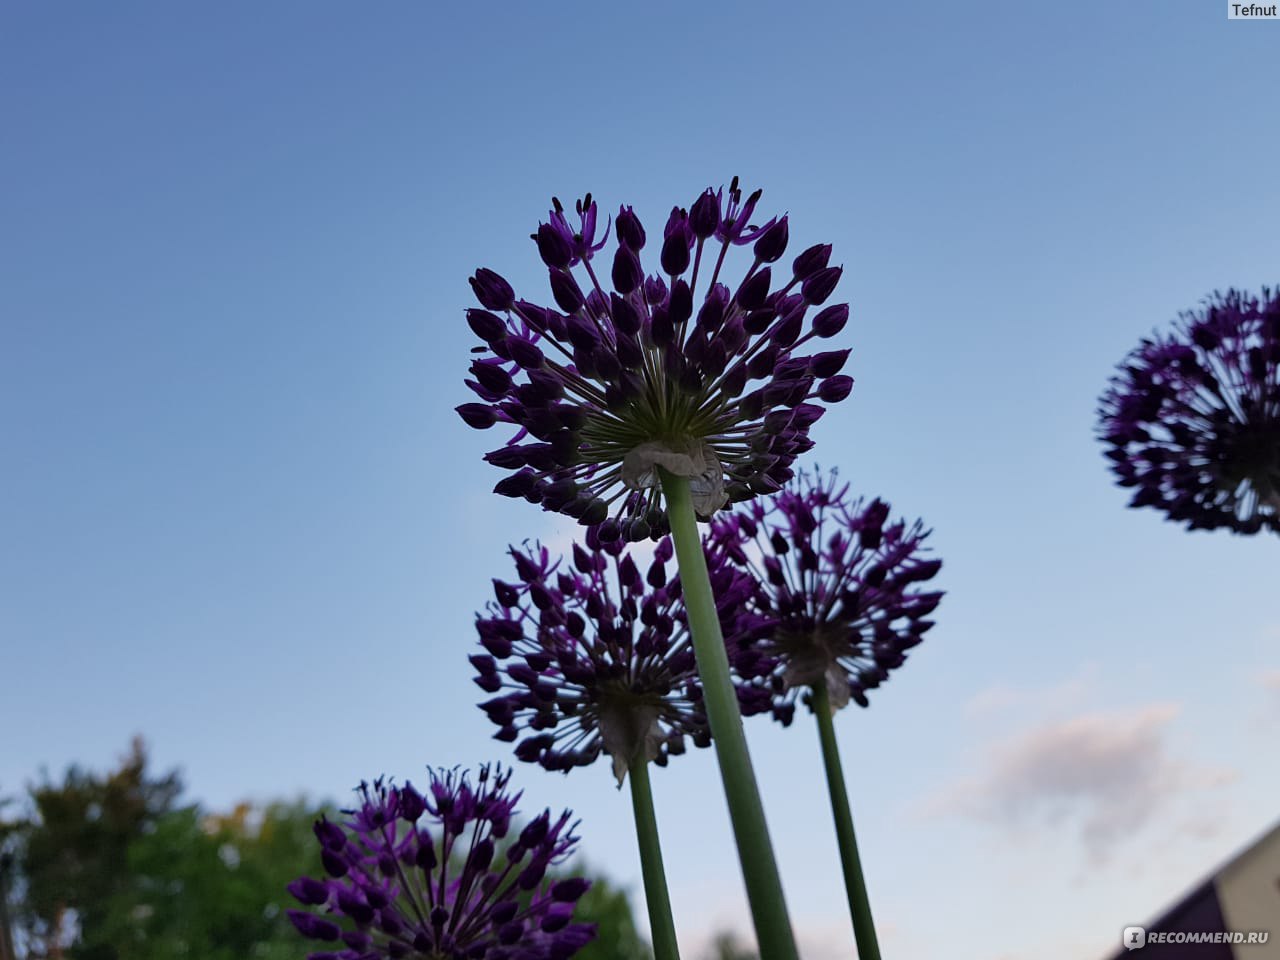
456;179;854;540
287;767;595;960
1098;287;1280;535
472;528;756;784
705;471;942;722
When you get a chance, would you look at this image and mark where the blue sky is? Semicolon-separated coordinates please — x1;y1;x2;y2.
2;2;1278;958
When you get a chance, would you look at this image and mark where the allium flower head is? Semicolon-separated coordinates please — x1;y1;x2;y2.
457;179;854;541
287;766;595;960
1098;287;1280;535
472;527;758;783
705;471;942;722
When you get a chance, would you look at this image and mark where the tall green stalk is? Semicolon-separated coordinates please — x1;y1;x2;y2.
627;757;680;960
658;468;799;960
811;681;881;960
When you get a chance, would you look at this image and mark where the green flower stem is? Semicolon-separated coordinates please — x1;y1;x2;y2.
627;757;680;960
658;468;799;960
811;681;881;960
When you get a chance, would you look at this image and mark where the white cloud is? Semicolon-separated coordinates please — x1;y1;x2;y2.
929;703;1236;864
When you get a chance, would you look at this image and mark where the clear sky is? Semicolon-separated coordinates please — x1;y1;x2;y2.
2;2;1278;958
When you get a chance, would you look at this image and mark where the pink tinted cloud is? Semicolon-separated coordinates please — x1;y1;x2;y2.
932;703;1236;863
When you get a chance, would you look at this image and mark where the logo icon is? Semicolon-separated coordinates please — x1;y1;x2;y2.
1122;926;1146;951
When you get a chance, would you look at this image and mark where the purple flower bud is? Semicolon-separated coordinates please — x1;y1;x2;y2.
640;278;665;308
689;188;720;239
398;782;426;822
320;847;348;878
738;389;765;420
611;246;643;294
650;307;674;347
456;403;497;429
611;332;640;370
542;906;574;932
753;216;789;264
466;309;508;343
703;339;729;378
550;269;585;314
812;303;849;338
484;446;527;470
762;378;803;407
616;204;646;249
470;269;515;311
774;356;810;380
470;360;513;395
719;318;747;356
552;877;591;902
736;268;771;311
720;362;748;397
770;307;805;349
669;280;693;327
805;350;848;381
313;817;347;850
743;308;774;335
610;294;641;335
1191;323;1221;350
287;876;330;906
696;285;728;332
336;889;374;925
342;930;372;950
789;403;825;428
762;409;794;434
660;227;691;276
506;337;545;369
288;909;341;941
536;223;574;269
792;243;832;279
518;857;548;889
802;265;843;305
565;315;601;352
818;375;854;402
578;498;608;526
493;469;538;499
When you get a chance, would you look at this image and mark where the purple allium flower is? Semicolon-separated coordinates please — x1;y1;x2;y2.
705;471;942;722
288;767;595;960
473;528;762;784
457;179;854;540
1098;288;1280;535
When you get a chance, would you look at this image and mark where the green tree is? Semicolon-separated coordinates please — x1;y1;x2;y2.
5;742;651;959
97;800;325;960
12;737;180;960
1;793;20;960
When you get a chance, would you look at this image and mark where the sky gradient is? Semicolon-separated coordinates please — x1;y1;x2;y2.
2;2;1278;958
